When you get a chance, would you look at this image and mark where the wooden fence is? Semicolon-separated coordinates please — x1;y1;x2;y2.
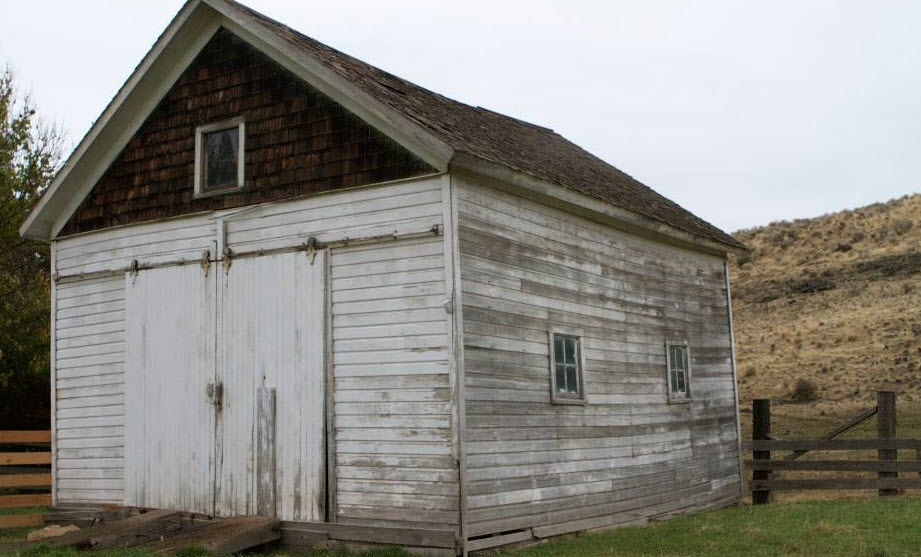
743;390;921;503
0;430;52;529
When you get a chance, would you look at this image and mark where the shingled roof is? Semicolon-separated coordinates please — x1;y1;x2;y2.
228;0;742;250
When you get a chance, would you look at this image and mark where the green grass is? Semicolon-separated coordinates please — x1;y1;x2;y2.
505;498;921;557
4;499;921;557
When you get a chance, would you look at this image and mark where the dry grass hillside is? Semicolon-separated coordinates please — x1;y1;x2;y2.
730;193;921;429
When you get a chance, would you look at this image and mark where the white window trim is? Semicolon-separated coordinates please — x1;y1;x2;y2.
549;328;586;405
194;117;245;198
665;341;692;403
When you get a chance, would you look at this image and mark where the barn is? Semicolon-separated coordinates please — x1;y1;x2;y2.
20;0;747;553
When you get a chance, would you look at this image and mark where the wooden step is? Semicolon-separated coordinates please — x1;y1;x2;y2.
143;516;281;556
42;509;184;550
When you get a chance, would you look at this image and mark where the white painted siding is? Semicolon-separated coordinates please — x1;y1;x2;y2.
331;236;458;530
454;174;741;538
54;274;126;504
51;175;453;518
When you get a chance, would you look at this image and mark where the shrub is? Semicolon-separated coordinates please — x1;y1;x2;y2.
737;253;753;266
893;219;914;235
790;378;819;401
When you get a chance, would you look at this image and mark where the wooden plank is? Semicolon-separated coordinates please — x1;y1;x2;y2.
751;478;921;490
145;516;280;556
281;521;457;548
0;431;51;444
0;452;52;465
0;493;52;508
747;439;921;451
0;473;53;488
467;529;533;551
878;390;897;496
0;513;45;529
749;460;921;472
751;399;770;505
256;386;277;517
784;406;877;461
44;509;183;549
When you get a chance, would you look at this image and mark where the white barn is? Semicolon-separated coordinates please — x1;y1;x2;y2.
21;0;746;553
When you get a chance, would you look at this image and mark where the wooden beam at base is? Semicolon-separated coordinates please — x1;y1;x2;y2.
43;509;183;549
0;473;53;488
145;516;280;556
467;529;533;552
0;452;52;465
0;494;52;509
0;513;45;529
281;521;457;549
0;431;51;444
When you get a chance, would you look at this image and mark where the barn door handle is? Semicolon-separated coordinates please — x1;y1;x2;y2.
207;381;224;411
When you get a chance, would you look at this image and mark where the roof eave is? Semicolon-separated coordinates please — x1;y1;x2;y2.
450;152;747;258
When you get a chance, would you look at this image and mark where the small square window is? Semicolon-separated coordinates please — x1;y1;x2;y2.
550;332;585;404
195;118;245;197
666;343;691;402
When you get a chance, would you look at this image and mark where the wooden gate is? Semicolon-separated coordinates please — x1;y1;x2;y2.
745;390;921;503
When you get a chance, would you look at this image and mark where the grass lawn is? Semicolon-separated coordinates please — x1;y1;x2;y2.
3;498;921;557
505;497;921;557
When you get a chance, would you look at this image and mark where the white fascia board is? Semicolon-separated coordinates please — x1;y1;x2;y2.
21;0;214;241
450;152;743;258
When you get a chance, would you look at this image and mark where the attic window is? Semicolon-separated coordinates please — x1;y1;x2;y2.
195;118;245;196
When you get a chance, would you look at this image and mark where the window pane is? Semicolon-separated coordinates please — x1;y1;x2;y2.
668;345;688;395
554;335;564;364
566;364;578;394
555;363;567;393
565;337;577;365
205;127;239;190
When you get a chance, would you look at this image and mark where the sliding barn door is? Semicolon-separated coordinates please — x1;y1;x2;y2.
124;264;217;514
216;250;326;521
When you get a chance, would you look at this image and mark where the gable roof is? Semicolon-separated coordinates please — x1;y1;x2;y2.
21;0;743;252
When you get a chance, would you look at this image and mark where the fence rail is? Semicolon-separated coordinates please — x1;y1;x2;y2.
0;430;51;529
748;391;920;503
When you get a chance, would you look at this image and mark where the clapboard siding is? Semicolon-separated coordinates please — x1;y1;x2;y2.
331;235;458;530
455;175;740;537
53;274;126;504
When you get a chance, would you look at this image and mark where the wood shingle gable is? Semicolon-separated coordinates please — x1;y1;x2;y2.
61;28;435;235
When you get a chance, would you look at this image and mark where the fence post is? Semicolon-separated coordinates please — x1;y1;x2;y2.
752;398;771;504
877;390;897;496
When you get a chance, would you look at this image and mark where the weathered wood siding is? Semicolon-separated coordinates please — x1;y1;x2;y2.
454;175;741;538
51;175;453;518
330;234;458;530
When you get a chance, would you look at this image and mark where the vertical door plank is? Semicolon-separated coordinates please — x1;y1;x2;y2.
256;386;277;516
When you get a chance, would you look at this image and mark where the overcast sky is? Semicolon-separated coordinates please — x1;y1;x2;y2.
1;1;919;232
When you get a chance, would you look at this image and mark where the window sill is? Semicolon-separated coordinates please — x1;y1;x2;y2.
551;396;586;406
193;185;245;199
668;397;692;405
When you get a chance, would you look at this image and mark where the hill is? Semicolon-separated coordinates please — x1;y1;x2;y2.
730;193;921;423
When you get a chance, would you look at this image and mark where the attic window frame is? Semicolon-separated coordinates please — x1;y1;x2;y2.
665;341;692;403
194;117;245;198
549;329;586;405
